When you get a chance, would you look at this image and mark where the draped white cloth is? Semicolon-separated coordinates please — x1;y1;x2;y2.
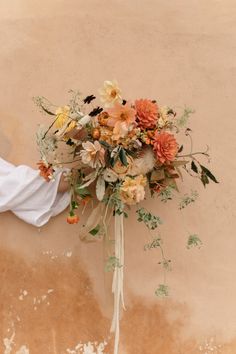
0;158;70;227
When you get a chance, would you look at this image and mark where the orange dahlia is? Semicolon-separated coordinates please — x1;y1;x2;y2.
135;99;158;129
153;132;178;164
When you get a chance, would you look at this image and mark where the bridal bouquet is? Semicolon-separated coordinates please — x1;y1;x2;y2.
35;80;218;354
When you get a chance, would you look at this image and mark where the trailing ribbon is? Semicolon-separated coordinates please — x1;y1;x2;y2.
110;211;126;354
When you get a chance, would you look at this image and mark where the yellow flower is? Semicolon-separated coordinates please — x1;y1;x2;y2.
120;175;147;205
55;106;76;132
98;80;122;107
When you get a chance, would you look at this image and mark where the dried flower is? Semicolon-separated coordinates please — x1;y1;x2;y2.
80;141;105;168
67;213;79;224
120;175;147;205
153;132;178;164
98;111;110;126
37;161;54;181
92;128;101;140
98;80;122;107
135;99;158;129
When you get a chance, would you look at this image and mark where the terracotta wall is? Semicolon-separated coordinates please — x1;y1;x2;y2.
0;1;236;353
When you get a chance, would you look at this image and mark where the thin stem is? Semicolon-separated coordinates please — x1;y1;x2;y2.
177;151;209;158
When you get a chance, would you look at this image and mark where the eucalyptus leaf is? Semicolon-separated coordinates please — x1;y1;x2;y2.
119;148;128;166
96;175;106;201
75;186;91;198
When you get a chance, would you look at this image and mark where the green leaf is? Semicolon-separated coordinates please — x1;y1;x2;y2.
100;140;111;148
105;256;122;272
71;200;79;210
187;234;202;249
179;190;198;210
119;148;128;166
136;208;162;230
191;160;198;173
200;165;219;184
89;224;100;236
75;185;91;198
144;237;161;251
110;154;119;167
155;284;169;297
201;172;209;187
176;107;194;128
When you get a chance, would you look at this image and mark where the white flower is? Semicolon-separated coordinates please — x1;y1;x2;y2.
158;106;169;128
80;141;105;168
98;80;122;107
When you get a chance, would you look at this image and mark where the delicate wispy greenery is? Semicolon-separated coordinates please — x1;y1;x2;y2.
136;208;162;230
187;234;202;249
144;237;162;251
179;190;198;210
155;284;169;297
36;127;57;162
105;256;122;272
158;259;172;271
176;107;195;128
159;185;176;203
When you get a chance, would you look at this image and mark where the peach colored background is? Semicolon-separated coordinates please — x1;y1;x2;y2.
0;1;236;353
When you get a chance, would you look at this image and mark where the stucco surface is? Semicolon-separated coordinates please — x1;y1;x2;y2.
0;1;236;353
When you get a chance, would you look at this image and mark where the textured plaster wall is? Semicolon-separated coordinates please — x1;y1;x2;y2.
0;1;236;353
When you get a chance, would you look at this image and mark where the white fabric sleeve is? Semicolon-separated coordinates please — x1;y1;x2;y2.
0;157;70;227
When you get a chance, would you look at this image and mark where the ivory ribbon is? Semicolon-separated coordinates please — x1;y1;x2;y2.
110;212;126;354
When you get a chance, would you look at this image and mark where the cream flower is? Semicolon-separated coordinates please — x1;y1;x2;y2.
98;80;122;107
80;141;105;168
120;175;147;205
158;106;169;128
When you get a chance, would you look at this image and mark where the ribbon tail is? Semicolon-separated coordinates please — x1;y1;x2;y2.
110;212;125;354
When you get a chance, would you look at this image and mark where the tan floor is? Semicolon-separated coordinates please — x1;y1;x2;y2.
1;0;236;353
